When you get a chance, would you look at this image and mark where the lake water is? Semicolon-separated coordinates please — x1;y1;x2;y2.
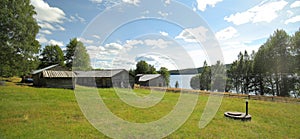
169;74;196;89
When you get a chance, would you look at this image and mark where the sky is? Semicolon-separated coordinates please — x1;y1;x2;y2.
30;0;300;70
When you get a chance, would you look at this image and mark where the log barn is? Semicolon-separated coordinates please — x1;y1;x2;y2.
138;74;166;87
31;65;134;89
31;64;74;89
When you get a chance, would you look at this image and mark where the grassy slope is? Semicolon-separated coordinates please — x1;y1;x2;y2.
0;84;299;138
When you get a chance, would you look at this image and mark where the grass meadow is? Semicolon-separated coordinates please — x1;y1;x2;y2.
0;80;299;138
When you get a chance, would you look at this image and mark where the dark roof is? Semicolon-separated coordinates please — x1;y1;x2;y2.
138;74;161;82
75;69;125;77
31;64;59;74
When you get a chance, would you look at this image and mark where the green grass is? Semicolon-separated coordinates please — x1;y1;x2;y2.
0;83;299;138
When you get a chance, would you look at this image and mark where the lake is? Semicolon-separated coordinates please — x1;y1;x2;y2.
169;74;196;89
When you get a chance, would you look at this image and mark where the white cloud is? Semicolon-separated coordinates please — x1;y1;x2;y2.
79;38;94;44
215;26;238;41
165;0;171;5
287;10;294;17
86;45;98;51
290;1;300;8
30;0;66;23
40;30;52;35
75;14;86;23
125;40;144;46
135;53;177;70
68;14;86;24
122;0;140;5
56;25;65;31
196;0;223;11
37;35;48;44
285;15;300;24
38;22;56;30
158;11;169;17
175;26;208;43
49;40;64;46
144;39;172;49
92;35;101;39
159;31;169;36
105;43;123;50
225;0;288;25
86;45;106;59
220;41;260;64
38;22;65;32
89;0;103;3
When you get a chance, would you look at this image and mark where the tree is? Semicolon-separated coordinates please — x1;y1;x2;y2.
199;61;211;90
264;29;292;96
190;74;201;90
0;0;40;77
253;46;268;95
135;60;149;75
148;65;157;74
211;61;226;92
39;45;64;68
129;69;135;76
158;67;170;86
65;38;91;70
175;81;179;88
291;29;300;98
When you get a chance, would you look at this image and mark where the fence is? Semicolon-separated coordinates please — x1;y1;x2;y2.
136;86;300;103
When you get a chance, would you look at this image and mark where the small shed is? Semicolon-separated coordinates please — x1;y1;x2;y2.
75;69;134;88
138;74;166;87
31;64;75;89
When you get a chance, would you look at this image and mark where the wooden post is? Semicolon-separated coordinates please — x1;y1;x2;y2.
246;100;249;116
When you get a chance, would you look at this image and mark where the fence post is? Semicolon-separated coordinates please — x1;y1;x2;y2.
246;100;249;116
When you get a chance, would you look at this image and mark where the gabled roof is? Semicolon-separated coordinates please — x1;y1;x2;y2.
31;64;59;74
139;74;161;82
75;69;125;78
42;70;75;78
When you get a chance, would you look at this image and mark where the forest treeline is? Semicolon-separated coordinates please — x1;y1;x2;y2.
191;29;300;98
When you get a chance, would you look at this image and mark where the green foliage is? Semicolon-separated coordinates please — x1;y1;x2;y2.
199;61;211;90
190;74;201;90
135;60;157;74
259;29;292;96
190;61;212;91
292;29;300;73
129;69;135;75
0;0;40;77
158;67;170;86
175;81;179;88
227;29;300;97
39;45;64;68
211;61;226;92
148;65;157;74
65;38;77;68
135;60;150;74
66;38;91;71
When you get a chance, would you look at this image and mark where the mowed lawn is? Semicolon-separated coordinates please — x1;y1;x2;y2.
0;83;299;138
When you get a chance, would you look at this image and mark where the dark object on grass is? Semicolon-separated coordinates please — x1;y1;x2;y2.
0;81;5;86
22;78;33;83
224;100;251;121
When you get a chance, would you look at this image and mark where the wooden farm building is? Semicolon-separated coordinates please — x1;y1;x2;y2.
75;69;134;88
31;65;134;89
138;74;166;87
31;64;75;89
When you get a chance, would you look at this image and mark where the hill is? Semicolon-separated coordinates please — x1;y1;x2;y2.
170;64;232;75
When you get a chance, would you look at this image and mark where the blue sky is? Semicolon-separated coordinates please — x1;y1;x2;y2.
31;0;300;70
